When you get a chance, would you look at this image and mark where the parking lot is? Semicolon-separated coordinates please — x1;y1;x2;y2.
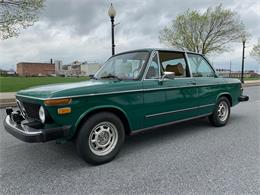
0;86;259;195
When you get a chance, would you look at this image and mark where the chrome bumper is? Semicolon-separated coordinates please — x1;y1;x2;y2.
4;115;70;143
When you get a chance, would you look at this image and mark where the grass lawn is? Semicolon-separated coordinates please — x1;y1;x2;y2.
244;77;260;81
0;76;89;92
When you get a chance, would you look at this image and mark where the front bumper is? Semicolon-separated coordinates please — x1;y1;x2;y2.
239;95;249;102
4;115;70;143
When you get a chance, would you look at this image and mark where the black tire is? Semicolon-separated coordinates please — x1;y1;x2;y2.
208;97;231;127
76;112;125;165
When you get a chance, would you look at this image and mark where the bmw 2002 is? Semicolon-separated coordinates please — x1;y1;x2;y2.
4;48;249;165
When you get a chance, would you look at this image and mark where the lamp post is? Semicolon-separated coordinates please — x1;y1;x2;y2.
241;36;246;83
229;60;232;78
108;3;116;56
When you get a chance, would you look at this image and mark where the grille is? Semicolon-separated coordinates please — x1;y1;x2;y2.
19;101;40;119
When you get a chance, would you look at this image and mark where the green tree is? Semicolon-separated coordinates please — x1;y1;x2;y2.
250;38;260;62
159;4;246;54
0;0;44;40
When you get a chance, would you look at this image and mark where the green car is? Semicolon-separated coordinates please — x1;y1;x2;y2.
4;48;249;165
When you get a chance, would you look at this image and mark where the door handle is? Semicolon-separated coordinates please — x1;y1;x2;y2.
187;81;196;85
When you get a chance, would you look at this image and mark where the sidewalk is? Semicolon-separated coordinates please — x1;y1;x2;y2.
0;92;16;108
0;80;260;108
243;80;260;87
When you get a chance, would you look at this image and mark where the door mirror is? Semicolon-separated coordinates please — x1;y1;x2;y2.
160;71;175;82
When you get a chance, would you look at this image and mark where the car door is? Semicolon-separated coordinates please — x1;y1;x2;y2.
142;51;168;128
187;53;221;114
142;51;199;129
157;51;200;122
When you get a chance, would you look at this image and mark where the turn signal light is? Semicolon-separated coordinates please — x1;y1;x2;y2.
57;107;71;115
44;98;72;106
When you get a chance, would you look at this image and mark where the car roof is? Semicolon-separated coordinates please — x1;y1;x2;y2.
115;48;202;56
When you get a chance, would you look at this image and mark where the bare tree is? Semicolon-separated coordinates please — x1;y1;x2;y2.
159;4;246;54
0;0;44;39
250;38;260;62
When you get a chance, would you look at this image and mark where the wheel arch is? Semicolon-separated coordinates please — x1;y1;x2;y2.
73;106;132;139
216;92;232;106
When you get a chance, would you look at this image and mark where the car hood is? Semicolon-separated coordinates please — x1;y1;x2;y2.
16;79;117;99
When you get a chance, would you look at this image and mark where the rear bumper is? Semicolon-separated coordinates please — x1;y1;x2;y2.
4;115;70;143
238;95;249;102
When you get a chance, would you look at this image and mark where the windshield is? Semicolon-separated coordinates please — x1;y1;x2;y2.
95;51;149;80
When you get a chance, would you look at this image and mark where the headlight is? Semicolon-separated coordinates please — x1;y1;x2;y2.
39;106;46;123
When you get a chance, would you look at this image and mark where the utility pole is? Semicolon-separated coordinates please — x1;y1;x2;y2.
241;36;246;83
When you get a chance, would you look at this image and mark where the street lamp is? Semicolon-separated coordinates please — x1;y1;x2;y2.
241;35;246;83
108;3;116;55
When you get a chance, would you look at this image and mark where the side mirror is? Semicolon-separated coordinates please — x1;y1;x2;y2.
159;71;175;82
89;74;94;79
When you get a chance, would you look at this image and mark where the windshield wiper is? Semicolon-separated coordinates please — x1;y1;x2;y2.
100;74;122;80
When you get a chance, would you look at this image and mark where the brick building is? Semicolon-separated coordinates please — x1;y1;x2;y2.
17;62;55;76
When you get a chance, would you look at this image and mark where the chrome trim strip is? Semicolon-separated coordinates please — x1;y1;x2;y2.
131;112;212;135
16;85;196;100
184;52;193;78
143;85;195;92
16;82;237;100
145;103;215;118
142;50;157;80
16;95;47;100
157;50;162;78
16;89;145;100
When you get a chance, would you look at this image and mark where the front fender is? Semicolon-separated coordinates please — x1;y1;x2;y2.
71;105;132;137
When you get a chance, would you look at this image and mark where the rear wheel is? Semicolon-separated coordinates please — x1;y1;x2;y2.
76;112;125;165
208;97;230;127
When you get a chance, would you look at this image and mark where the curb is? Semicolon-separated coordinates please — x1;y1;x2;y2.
1;82;259;108
0;99;16;108
0;102;16;108
243;82;260;87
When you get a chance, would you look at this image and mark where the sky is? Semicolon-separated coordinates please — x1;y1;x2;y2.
0;0;260;72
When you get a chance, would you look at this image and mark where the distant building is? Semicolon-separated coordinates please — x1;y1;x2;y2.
17;62;55;76
80;62;102;76
67;64;81;76
16;60;102;77
216;69;231;78
216;69;259;78
54;60;63;75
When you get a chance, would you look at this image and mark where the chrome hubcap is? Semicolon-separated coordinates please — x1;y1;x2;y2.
89;122;118;156
217;101;229;122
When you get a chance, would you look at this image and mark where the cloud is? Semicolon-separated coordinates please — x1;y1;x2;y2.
0;0;259;71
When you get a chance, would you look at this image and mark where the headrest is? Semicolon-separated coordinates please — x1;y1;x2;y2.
165;63;184;76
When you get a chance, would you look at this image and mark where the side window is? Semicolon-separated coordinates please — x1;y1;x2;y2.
159;52;189;77
188;54;215;77
145;53;159;79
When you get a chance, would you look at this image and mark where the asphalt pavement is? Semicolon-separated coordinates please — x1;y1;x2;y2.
0;86;259;195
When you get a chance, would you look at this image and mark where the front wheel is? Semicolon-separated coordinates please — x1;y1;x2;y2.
208;97;231;127
76;112;125;165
